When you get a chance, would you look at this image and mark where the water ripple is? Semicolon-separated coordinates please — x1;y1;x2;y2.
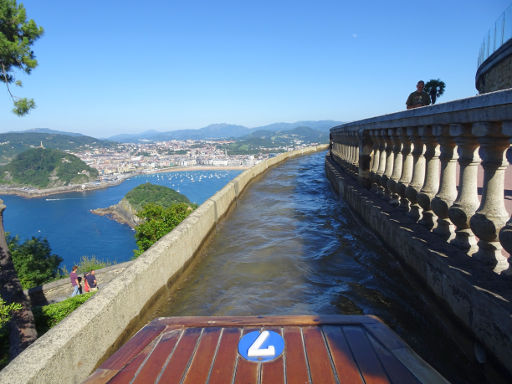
143;151;508;384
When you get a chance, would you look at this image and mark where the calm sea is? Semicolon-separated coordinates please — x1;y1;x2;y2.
0;170;242;270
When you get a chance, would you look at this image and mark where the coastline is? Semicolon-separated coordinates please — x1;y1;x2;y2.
0;165;250;199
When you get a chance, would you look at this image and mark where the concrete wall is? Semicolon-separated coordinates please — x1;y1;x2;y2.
325;155;512;376
0;145;327;384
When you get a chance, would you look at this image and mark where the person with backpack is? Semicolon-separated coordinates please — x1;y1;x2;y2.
86;270;98;292
83;272;90;293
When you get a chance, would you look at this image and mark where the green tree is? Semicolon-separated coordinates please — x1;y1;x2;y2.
134;202;193;257
0;0;44;116
424;79;446;104
7;235;63;289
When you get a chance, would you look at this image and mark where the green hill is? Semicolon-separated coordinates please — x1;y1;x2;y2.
221;126;329;155
0;148;99;188
125;182;193;211
0;132;113;165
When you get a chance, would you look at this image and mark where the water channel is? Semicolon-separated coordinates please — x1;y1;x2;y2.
135;151;509;384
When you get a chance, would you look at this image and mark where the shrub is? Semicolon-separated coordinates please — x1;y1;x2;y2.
76;255;112;274
133;202;194;258
32;292;96;335
60;255;113;276
0;297;22;369
0;297;22;329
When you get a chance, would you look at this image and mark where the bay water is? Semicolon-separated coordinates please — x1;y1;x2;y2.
0;169;242;270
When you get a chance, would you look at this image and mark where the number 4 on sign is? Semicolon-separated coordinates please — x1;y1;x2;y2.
247;331;276;357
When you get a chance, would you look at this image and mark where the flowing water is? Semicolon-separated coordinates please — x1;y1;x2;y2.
138;151;509;384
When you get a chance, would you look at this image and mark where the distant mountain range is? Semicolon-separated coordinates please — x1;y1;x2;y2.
106;120;342;143
0;120;342;163
21;128;86;137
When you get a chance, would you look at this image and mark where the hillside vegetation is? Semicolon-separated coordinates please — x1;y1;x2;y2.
125;182;193;211
0;148;99;188
0;132;113;165
221;126;329;155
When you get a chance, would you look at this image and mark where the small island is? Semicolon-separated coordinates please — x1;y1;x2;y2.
91;182;194;228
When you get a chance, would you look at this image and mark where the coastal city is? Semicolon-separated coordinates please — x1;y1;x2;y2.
71;138;315;180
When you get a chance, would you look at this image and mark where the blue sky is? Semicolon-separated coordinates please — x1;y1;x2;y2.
1;0;510;138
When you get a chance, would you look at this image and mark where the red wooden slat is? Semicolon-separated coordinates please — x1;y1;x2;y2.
260;327;284;384
81;368;118;384
233;328;260;384
343;326;390;384
182;328;222;384
99;323;165;370
157;327;202;382
108;351;149;384
322;325;364;384
208;328;241;384
283;327;310;384
131;329;181;384
303;326;337;383
367;334;421;384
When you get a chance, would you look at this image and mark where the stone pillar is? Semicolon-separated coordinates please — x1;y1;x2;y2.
383;130;395;198
448;124;480;254
431;125;458;241
369;130;381;192
354;140;360;174
358;128;372;189
340;134;347;166
388;128;403;206
350;131;359;175
417;126;441;230
470;121;510;273
376;130;387;195
405;127;426;221
397;128;414;211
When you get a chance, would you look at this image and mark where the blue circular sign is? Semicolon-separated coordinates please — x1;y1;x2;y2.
238;330;285;362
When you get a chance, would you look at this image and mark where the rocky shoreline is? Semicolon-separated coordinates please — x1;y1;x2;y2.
91;199;140;229
0;165;249;199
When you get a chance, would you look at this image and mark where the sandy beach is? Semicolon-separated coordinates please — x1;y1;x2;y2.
0;165;250;198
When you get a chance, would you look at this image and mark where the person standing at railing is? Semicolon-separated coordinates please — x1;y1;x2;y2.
406;80;431;109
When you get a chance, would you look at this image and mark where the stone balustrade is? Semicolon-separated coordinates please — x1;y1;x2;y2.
329;89;512;275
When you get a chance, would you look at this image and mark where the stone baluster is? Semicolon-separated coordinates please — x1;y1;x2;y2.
431;125;458;241
358;128;372;189
346;134;352;169
417;126;441;230
381;130;394;198
396;128;414;211
448;124;480;255
369;130;381;192
353;135;360;173
375;130;388;195
339;134;347;166
388;128;403;206
470;121;510;273
350;131;359;175
405;127;426;221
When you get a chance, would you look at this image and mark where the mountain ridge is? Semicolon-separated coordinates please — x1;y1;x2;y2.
106;120;342;142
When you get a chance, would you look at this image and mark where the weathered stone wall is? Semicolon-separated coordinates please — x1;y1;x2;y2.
0;145;327;384
325;155;512;376
476;39;512;93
